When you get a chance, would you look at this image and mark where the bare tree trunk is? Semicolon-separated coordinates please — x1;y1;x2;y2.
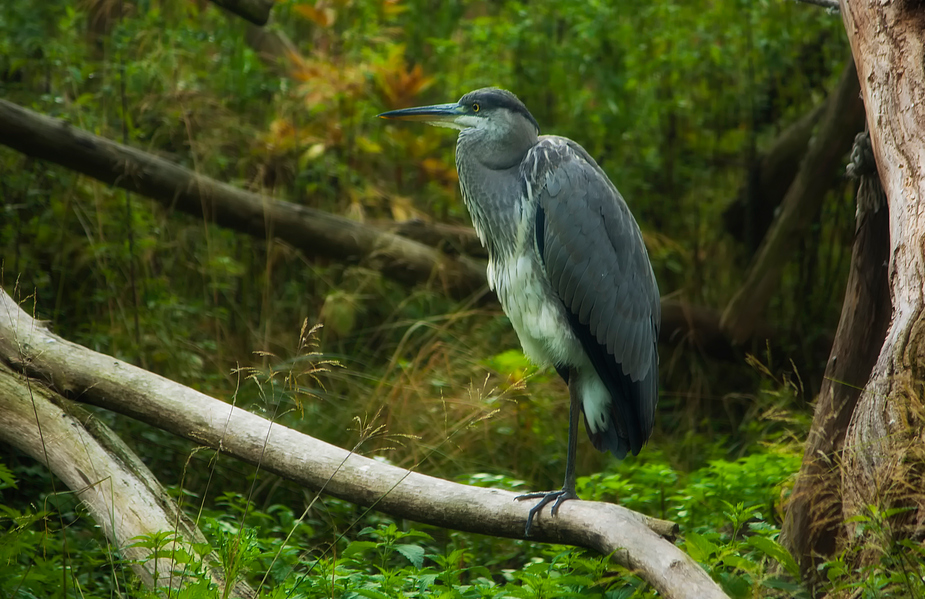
838;0;925;558
0;288;728;599
779;131;890;585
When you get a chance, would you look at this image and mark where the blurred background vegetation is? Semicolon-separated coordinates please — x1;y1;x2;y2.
1;0;892;597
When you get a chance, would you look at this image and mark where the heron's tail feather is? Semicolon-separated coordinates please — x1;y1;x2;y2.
583;414;630;460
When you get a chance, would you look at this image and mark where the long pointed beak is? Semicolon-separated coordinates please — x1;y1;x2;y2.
377;103;465;123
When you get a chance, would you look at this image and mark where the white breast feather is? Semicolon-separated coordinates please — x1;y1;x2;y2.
479;138;614;436
494;255;575;366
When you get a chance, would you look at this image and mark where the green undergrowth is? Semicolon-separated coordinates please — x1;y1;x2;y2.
4;399;924;597
0;442;804;598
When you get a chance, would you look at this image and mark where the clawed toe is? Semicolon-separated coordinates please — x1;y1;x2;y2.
515;488;577;536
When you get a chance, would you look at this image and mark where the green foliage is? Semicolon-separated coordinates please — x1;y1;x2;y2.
573;450;805;597
0;471;125;598
6;442;925;597
819;506;925;598
0;0;902;597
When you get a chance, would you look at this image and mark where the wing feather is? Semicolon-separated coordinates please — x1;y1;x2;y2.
531;138;660;456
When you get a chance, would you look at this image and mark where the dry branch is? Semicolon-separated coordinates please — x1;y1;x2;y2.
0;99;488;299
0;363;254;597
0;288;727;599
720;59;865;344
384;218;488;259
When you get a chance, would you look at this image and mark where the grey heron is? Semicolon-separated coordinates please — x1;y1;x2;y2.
379;88;660;536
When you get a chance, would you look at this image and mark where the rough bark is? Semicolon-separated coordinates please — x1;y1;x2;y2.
839;0;925;556
720;59;866;344
779;132;890;584
0;288;726;599
0;362;254;597
0;99;488;299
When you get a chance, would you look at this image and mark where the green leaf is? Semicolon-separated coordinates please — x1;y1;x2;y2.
763;576;809;596
721;554;756;573
0;462;17;489
684;531;718;562
172;578;218;599
882;506;914;519
342;540;378;558
747;536;800;579
395;543;426;568
394;529;434;542
554;574;597;587
844;514;869;524
718;571;752;599
482;349;536;378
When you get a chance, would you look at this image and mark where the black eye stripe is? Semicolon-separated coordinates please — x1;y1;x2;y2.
458;88;539;132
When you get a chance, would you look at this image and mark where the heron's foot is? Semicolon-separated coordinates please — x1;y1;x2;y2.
515;488;578;536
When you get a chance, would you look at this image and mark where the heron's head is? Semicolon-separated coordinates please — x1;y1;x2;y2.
378;88;539;137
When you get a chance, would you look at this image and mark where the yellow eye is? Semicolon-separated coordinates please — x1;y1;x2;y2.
472;103;480;112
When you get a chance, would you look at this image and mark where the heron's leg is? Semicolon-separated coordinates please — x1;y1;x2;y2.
515;369;581;536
